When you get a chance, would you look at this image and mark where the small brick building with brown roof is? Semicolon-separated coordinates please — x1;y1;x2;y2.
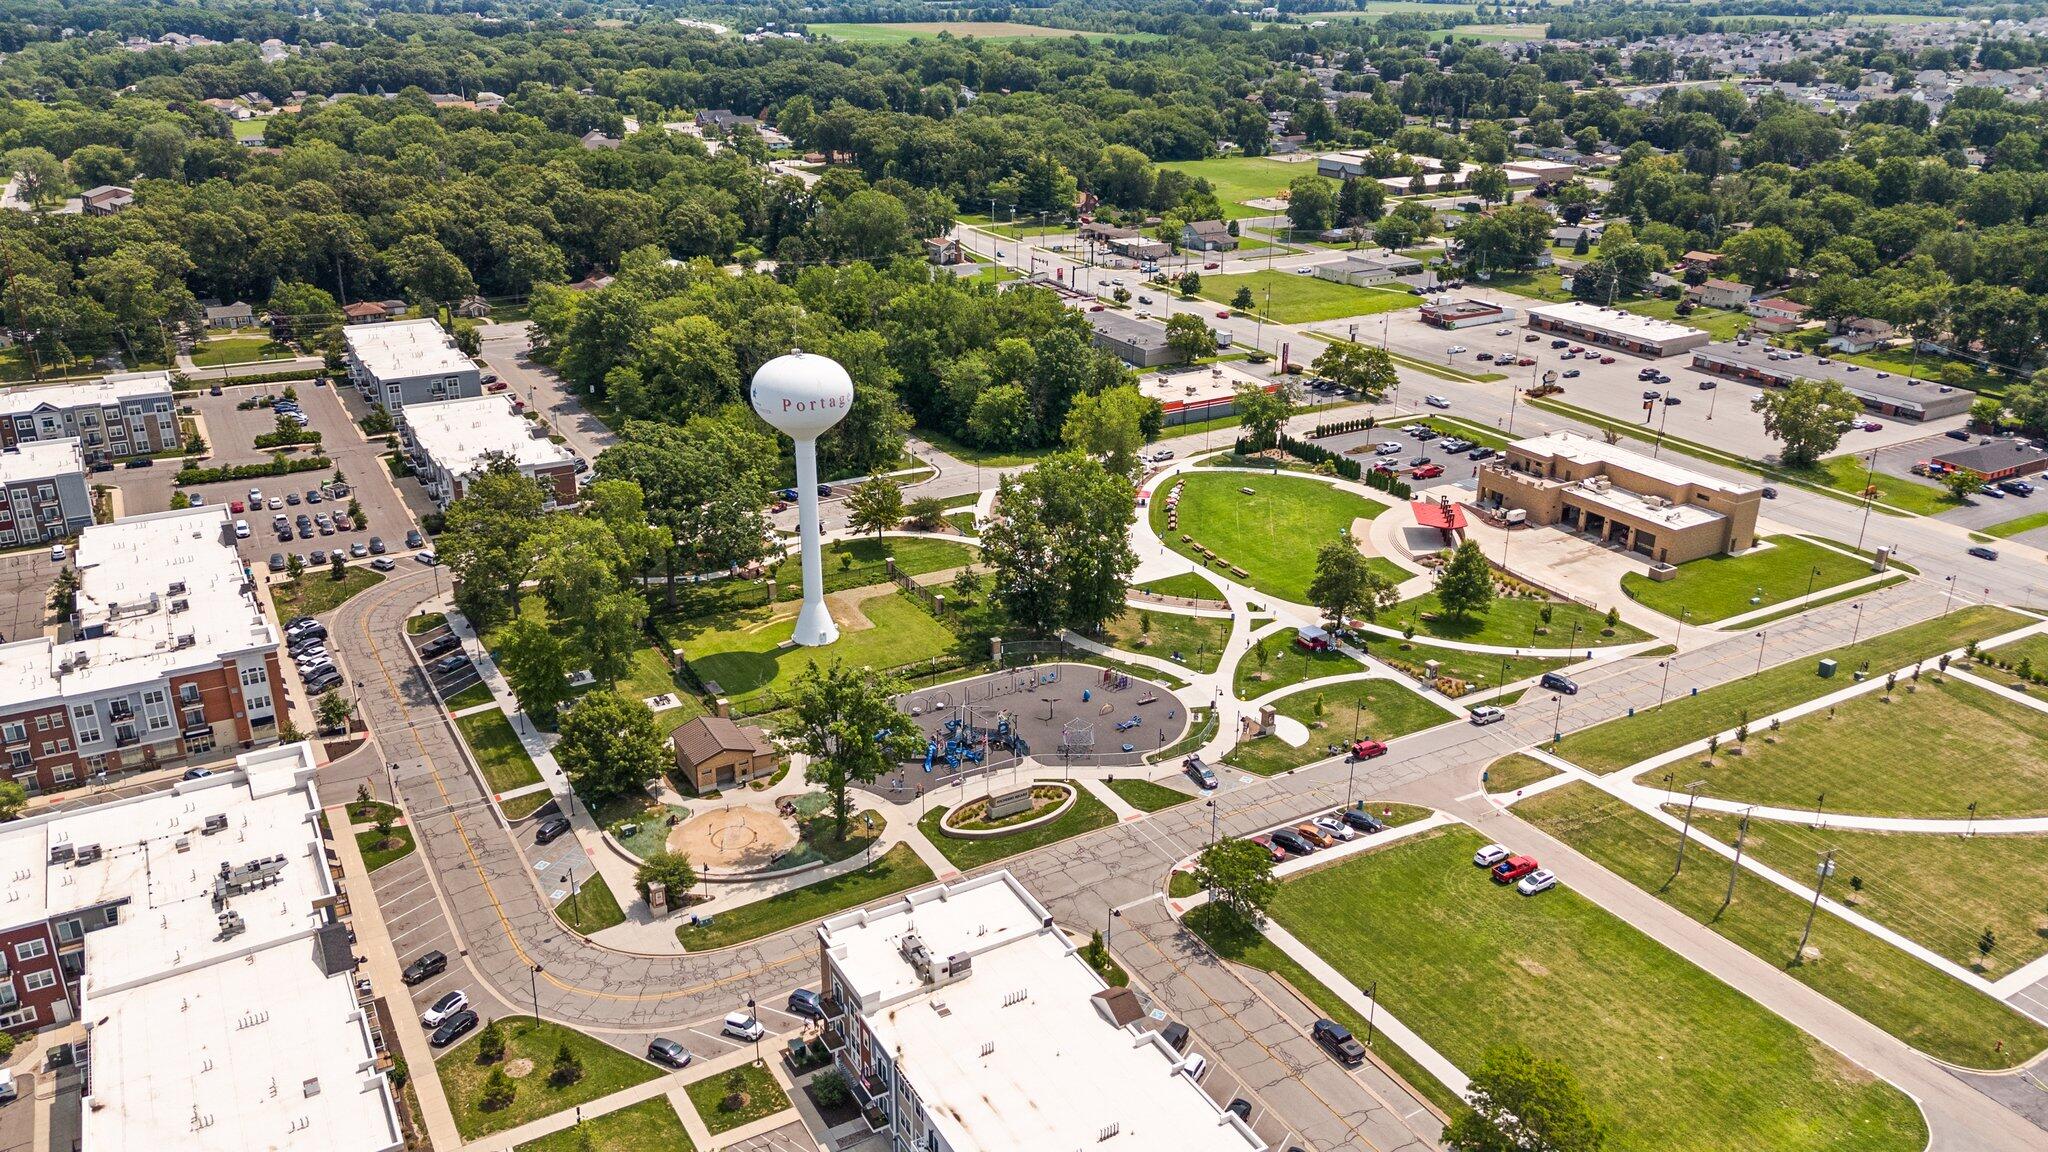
671;715;778;793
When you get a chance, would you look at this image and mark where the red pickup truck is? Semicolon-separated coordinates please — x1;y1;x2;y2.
1491;855;1540;884
1411;464;1444;480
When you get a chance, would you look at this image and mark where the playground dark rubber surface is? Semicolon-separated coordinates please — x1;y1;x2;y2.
867;663;1189;802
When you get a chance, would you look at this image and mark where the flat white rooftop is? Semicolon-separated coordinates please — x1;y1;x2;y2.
405;394;574;477
1138;363;1272;411
820;873;1263;1152
1509;430;1757;496
1571;477;1724;530
0;371;174;417
343;318;473;381
0;435;84;483
1527;300;1708;345
0;506;274;706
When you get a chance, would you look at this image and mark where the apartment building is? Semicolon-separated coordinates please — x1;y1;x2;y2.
0;437;94;547
341;318;481;413
0;371;179;464
402;394;578;509
0;506;283;795
1477;430;1762;564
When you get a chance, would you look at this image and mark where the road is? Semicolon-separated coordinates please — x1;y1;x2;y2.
474;322;617;464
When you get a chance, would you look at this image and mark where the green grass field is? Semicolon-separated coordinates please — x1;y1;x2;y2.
356;826;416;871
1387;589;1649;649
1520;784;2047;1069
1272;826;1927;1151
1102;605;1232;674
517;1097;693;1152
1198;270;1418;324
443;679;495;711
1157;157;1312;218
674;590;959;704
1982;509;2048;538
1803;453;1957;516
1136;572;1224;600
189;334;295;367
1683;676;2048;818
1620;536;1874;624
438;1018;662;1139
1557;606;2023;773
1223;680;1453;774
555;873;626;934
1235;629;1365;697
919;785;1118;870
1484;753;1558;793
1103;777;1195;812
807;20;1160;43
1976;633;2048;685
674;843;934;950
1686;810;2048;972
1151;471;1390;604
1367;637;1571;696
454;708;544;793
663;537;976;619
684;1060;791;1133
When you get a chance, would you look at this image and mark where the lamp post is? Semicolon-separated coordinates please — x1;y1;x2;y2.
1206;797;1219;844
1849;599;1866;646
529;963;543;1025
1753;630;1768;675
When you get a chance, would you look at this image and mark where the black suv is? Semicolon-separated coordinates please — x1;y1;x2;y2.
1313;1019;1366;1065
535;816;572;844
1270;827;1315;855
430;1009;479;1048
419;633;459;659
1340;808;1385;834
402;949;447;985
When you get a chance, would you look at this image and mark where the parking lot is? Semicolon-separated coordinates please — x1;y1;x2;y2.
407;618;482;702
1845;431;2048;535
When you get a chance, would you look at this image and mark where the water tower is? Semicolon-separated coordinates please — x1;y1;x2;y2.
750;351;854;647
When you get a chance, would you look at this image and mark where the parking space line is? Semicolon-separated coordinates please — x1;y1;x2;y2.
687;1027;746;1051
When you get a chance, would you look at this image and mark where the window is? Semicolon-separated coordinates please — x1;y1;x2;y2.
182;707;206;731
55;919;81;943
33;715;47;731
240;666;268;686
0;1006;34;1030
9;750;29;769
178;684;200;706
105;906;120;926
16;938;48;961
3;721;25;744
245;692;271;713
23;970;56;993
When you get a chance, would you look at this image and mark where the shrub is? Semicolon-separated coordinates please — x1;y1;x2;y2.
810;1068;852;1108
478;1067;516;1111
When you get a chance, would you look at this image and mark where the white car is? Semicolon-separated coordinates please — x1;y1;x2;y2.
1474;843;1510;868
722;1011;765;1041
1424;395;1451;409
1468;705;1505;725
1374;442;1403;455
1179;1052;1208;1082
1447;345;1467;354
1314;815;1357;842
1517;869;1559;896
1294;266;1313;275
234;519;250;539
420;989;468;1027
1494;327;1513;336
415;550;439;565
1151;449;1175;462
49;543;66;562
268;496;284;510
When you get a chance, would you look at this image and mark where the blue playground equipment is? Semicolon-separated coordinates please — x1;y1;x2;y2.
1082;689;1092;703
1115;715;1141;732
923;740;937;772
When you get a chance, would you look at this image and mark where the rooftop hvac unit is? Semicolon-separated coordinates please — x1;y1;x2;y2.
168;581;187;595
169;599;189;614
216;910;246;941
48;844;74;865
202;813;229;835
74;844;102;866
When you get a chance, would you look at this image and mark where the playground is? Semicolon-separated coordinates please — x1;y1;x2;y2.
871;663;1188;796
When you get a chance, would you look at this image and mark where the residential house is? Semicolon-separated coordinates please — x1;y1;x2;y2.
203;301;256;329
1688;278;1753;310
923;237;966;266
452;295;493;319
341;301;389;324
77;186;133;215
1181;220;1235;252
1826;316;1894;354
1746;296;1810;333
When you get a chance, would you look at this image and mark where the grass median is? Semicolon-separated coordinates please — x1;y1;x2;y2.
1103;777;1196;812
438;1017;661;1140
1223;680;1453;775
674;843;934;951
517;1097;694;1152
919;785;1118;870
454;708;544;793
1620;535;1875;624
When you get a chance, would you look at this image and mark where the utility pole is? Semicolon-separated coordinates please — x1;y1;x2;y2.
1720;809;1751;915
1797;849;1836;960
1673;780;1705;875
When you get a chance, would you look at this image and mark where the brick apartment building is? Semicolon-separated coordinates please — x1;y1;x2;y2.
0;437;94;548
0;506;284;795
0;371;179;465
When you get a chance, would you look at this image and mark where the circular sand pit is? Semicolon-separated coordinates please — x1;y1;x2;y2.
668;805;798;871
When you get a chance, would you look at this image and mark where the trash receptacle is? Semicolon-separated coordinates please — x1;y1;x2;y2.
1818;658;1837;679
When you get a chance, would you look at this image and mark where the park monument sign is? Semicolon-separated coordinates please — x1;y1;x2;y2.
750;350;854;647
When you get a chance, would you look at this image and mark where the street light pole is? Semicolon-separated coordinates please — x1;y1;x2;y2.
1753;629;1768;675
529;963;543;1025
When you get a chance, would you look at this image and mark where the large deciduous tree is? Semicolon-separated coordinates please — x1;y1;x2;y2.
1061;385;1156;479
1434;540;1496;621
554;691;669;808
1310;343;1397;400
982;452;1137;636
784;660;924;841
1307;540;1397;628
1192;838;1278;929
1751;378;1863;468
1446;1044;1607;1152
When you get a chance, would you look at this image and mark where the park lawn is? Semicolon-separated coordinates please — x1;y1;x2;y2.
1224;680;1453;775
454;709;544;793
1484;753;1557;793
1974;633;2048;686
1559;606;2024;774
270;567;384;618
1737;575;1909;627
674;591;959;704
675;844;934;950
664;537;977;619
443;680;496;711
1157;156;1310;218
920;786;1118;870
1101;606;1231;674
500;790;555;820
189;334;296;367
1367;637;1571;696
1803;454;1956;516
407;611;448;635
684;1060;791;1134
1272;826;1927;1152
1521;784;2047;1069
1104;777;1195;812
1150;471;1389;604
555;873;626;934
914;429;1057;469
1620;535;1874;624
517;1097;694;1152
1485;268;1575;303
1136;572;1224;601
1388;590;1648;649
356;825;416;871
1197;270;1418;324
1686;810;2048;972
1235;629;1363;698
1983;509;2048;538
438;1018;662;1140
1682;676;2048;818
809;20;1158;43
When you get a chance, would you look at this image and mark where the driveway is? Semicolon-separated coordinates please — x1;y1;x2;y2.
474;324;616;464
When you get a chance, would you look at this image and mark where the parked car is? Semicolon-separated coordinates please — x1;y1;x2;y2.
370;556;396;571
309;548;328;565
1347;739;1388;760
646;1038;692;1069
402;950;447;985
1294;823;1335;848
1516;868;1559;896
268;553;286;572
534;816;572;845
1446;345;1466;355
305;489;321;503
1760;486;1778;499
416;550;439;565
1374;442;1402;455
420;633;459;658
430;1009;479;1048
1180;1052;1208;1081
420;990;469;1027
1474;843;1510;868
1227;1099;1252;1121
1184;755;1218;790
1467;447;1495;461
1411;464;1444;480
1946;428;1973;441
306;671;343;695
1160;1021;1191;1052
1340;808;1385;834
1313;815;1357;842
722;1012;766;1041
1312;1019;1366;1065
1468;705;1505;725
1599;356;1616;364
182;767;213;781
1562;369;1580;378
1539;671;1578;695
1491;855;1540;884
2001;480;2035;496
1249;835;1286;863
405;529;425;548
787;989;826;1020
1270;827;1316;855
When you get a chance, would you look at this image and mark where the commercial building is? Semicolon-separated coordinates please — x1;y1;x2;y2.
342;318;481;413
402;394;577;509
1421;298;1514;329
1315;251;1423;287
1181;220;1235;252
1088;311;1179;368
1477;430;1761;564
1689;342;1972;421
1525;301;1711;358
0;371;179;464
1931;440;2048;482
814;872;1265;1152
0;742;404;1152
0;437;94;546
1138;364;1276;428
670;715;777;793
0;506;284;795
